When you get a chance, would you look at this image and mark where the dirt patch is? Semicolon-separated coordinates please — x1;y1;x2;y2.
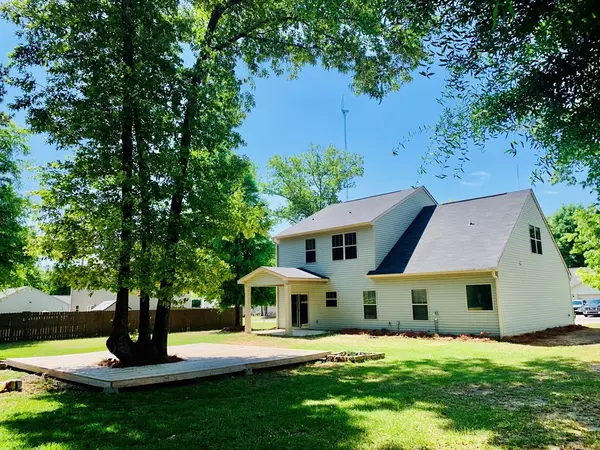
8;373;89;395
221;326;244;333
98;354;184;368
503;325;600;346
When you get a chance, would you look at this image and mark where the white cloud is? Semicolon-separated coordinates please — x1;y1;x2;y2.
461;170;491;188
542;190;558;195
470;170;491;179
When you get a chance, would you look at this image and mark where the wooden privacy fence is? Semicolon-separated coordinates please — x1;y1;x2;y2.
0;308;236;343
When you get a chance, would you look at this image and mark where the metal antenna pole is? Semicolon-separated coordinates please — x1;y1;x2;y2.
341;95;350;201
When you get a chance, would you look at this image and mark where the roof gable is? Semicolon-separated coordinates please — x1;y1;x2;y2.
238;267;328;285
369;190;531;276
274;188;422;239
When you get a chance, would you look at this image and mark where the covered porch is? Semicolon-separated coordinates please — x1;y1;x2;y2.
238;267;329;336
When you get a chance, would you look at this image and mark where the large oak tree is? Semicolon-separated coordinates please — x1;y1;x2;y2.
4;0;437;363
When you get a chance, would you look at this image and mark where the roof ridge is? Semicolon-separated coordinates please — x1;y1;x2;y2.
441;189;531;205
343;187;417;204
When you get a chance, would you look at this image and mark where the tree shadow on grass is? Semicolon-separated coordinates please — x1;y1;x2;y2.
1;357;599;449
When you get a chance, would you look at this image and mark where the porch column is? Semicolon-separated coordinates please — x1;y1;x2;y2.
244;284;252;333
283;283;292;336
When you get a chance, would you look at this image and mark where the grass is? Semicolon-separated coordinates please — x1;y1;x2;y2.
1;331;599;449
244;316;277;330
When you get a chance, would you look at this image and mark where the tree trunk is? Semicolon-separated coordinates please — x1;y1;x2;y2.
151;295;170;362
137;293;151;354
151;6;225;359
106;0;137;364
133;101;152;360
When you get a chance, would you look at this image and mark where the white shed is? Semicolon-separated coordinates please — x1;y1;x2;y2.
0;287;70;313
570;268;600;301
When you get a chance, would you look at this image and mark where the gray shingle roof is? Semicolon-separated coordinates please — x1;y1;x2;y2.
369;190;532;275
274;188;421;239
264;267;328;280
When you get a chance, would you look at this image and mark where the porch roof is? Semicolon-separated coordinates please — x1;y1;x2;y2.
237;267;328;286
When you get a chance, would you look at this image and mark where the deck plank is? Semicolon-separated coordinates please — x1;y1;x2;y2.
6;343;329;390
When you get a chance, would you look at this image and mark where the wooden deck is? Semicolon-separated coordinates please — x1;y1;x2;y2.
6;343;329;392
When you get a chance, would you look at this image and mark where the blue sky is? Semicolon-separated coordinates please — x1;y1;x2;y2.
1;22;595;235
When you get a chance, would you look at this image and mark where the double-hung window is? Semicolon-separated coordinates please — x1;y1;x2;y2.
332;232;357;260
326;292;338;307
363;291;377;319
529;225;543;254
411;289;429;320
305;238;316;263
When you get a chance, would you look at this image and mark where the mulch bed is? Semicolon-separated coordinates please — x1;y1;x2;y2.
502;325;585;344
338;325;600;346
502;324;600;346
338;328;494;340
98;355;185;368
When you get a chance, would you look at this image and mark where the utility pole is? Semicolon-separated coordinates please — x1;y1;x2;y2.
341;95;350;200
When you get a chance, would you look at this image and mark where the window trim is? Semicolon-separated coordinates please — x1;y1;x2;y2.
465;284;494;312
411;288;429;321
305;238;316;264
325;291;338;308
331;231;358;261
529;224;543;255
362;290;377;320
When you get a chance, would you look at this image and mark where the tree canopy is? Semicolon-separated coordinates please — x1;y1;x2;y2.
3;0;438;363
547;204;586;268
572;206;600;290
401;0;600;194
0;94;36;290
215;168;275;326
264;144;364;223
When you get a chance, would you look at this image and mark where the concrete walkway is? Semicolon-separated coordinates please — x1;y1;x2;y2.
254;329;328;337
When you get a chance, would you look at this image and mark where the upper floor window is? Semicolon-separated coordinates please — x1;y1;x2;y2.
191;299;201;308
332;232;357;261
305;238;316;263
529;225;543;254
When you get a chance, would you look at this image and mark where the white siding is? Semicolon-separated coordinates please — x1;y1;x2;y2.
277;225;378;329
277;194;500;335
277;273;500;335
373;188;436;266
246;271;285;287
0;288;70;313
498;194;573;336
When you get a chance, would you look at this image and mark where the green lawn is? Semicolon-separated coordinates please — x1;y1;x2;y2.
1;331;599;449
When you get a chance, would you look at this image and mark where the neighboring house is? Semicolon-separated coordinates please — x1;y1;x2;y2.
239;187;573;337
570;268;600;301
70;289;194;312
0;287;70;313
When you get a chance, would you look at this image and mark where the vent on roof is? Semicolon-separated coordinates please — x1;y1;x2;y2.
468;220;475;226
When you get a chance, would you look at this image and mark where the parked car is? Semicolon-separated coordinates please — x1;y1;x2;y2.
572;299;586;315
582;299;600;317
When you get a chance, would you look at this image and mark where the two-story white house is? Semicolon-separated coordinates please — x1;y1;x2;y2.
238;187;573;337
